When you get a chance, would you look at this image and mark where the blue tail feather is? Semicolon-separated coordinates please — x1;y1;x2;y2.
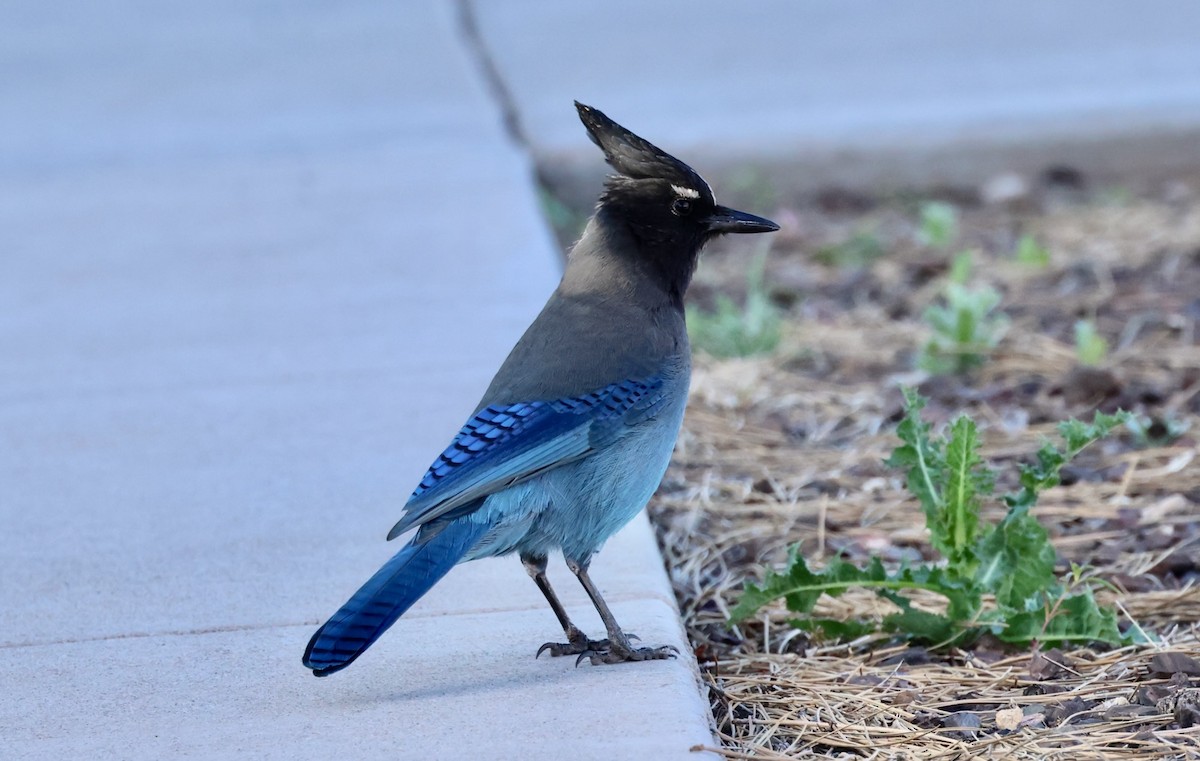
303;519;488;676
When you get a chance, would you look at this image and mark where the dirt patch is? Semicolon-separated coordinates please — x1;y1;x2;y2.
648;172;1200;758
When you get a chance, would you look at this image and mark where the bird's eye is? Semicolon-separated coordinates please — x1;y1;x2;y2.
671;198;693;216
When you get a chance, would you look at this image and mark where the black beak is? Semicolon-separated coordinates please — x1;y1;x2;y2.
705;205;780;235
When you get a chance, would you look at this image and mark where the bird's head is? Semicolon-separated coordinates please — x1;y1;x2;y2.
575;102;778;300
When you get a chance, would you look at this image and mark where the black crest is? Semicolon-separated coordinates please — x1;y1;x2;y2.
575;102;708;193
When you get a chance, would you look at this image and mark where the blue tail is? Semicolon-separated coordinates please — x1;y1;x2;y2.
303;519;488;676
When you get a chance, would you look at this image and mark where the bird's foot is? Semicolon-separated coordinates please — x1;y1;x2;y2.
537;637;610;658
536;627;639;658
575;639;677;666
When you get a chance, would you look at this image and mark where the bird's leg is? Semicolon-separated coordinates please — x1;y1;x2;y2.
522;554;611;658
566;557;678;666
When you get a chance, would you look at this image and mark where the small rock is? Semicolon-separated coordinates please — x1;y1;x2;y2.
879;647;931;667
1115;506;1142;530
1143;524;1180;551
1044;697;1097;726
941;711;982;738
981;172;1030;205
1170;671;1195;689
1029;648;1071;680
1133;683;1171;707
891;689;919;706
1041;165;1086;190
1100;696;1130;710
846;674;886;687
995;706;1023;731
999;407;1029;434
1142;494;1188;524
1175;689;1200;728
1104;704;1160;720
1060;366;1122;407
1149;652;1200;677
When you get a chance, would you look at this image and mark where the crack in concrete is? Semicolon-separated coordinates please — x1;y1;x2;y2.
453;0;576;261
0;621;312;650
454;0;530;152
2;592;678;650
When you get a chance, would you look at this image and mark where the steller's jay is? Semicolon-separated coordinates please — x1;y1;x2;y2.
303;102;778;675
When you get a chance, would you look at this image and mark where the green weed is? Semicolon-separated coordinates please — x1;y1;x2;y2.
948;250;973;284
1074;320;1109;366
730;390;1136;649
687;252;782;358
918;202;959;249
1015;234;1051;267
814;231;884;268
919;275;1009;375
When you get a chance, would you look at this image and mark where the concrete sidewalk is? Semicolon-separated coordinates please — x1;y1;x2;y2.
1;2;714;759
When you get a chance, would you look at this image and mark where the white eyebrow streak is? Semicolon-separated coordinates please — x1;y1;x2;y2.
671;184;700;199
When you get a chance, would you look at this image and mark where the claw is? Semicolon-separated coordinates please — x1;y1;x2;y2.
578;642;678;666
536;637;611;659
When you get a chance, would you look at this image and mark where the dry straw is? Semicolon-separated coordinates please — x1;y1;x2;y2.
657;193;1200;758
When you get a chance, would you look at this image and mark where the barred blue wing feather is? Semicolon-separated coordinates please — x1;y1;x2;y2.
387;377;665;540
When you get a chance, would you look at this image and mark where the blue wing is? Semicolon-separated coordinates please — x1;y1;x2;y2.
386;376;666;540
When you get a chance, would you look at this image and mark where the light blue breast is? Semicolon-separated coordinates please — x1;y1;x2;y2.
463;369;689;564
